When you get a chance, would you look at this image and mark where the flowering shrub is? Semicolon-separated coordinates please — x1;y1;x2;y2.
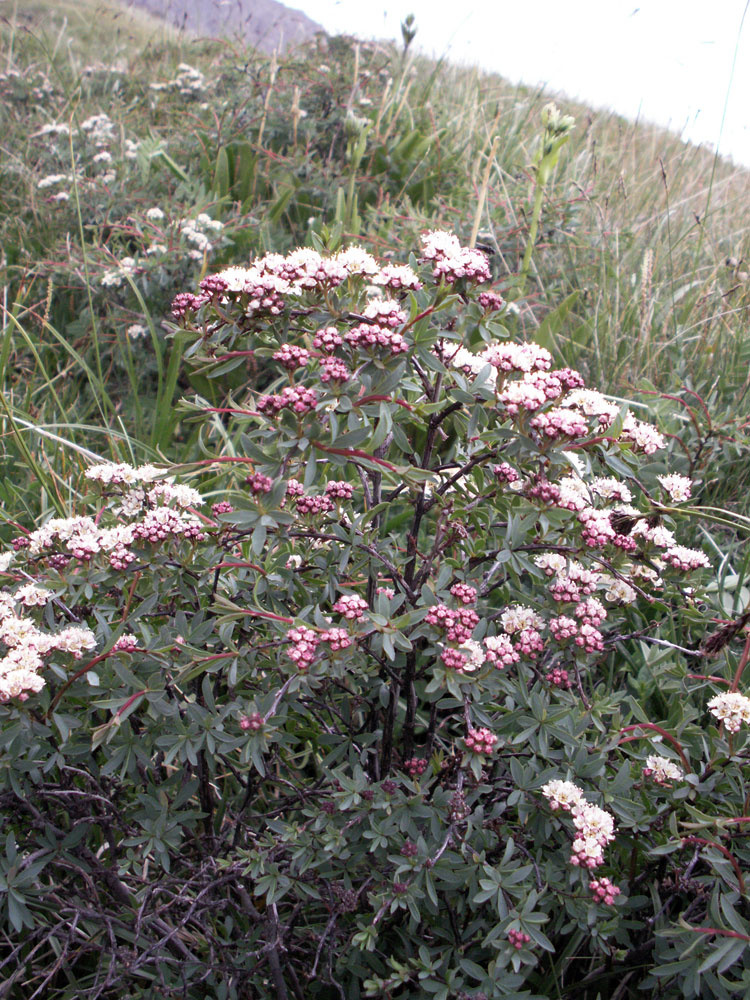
3;233;750;999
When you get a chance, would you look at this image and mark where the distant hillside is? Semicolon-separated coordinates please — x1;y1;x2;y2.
124;0;323;52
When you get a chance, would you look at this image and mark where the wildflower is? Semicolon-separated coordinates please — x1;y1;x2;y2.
663;546;710;571
643;755;684;784
657;474;692;502
285;625;319;671
14;584;51;607
484;634;520;668
404;757;427;777
501;606;544;634
590;877;620;905
37;173;68;189
458;639;485;672
542;779;586;812
708;691;750;733
333;595;368;621
112;635;139;652
508;929;531;950
450;582;477;605
465;727;497;754
145;207;165;221
126;324;147;340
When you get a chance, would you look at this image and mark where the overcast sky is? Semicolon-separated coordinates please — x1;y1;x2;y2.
296;0;750;167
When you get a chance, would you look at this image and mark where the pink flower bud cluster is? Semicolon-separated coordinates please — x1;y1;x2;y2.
493;463;520;485
285;625;319;671
171;292;206;319
425;604;480;644
318;628;352;652
662;546;710;571
483;634;520;669
575;598;606;627
578;508;616;548
478;290;504;311
319;356;351;382
245;472;273;494
240;712;264;731
112;634;139;652
295;494;335;516
325;481;355;500
441;647;469;672
420;231;491;284
465;727;497;755
212;501;234;515
575;623;604;653
514;627;545;658
313;326;343;351
285;479;305;498
483;342;552;373
404;757;428;777
550;616;577;641
273;344;310;370
333;595;369;621
449;582;477;605
344;323;408;355
530;408;588;440
507;929;531;950
257;385;318;416
546;667;571;689
590;877;620;906
133;508;205;544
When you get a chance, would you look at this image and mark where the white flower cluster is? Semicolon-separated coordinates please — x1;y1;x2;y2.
542;779;616;869
500;606;545;634
150;63;207;96
181;213;224;258
707;691;750;733
80;113;115;145
644;755;684;784
0;590;96;703
101;257;136;288
16;464;207;574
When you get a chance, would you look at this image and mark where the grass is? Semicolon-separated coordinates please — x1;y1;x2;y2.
0;0;748;528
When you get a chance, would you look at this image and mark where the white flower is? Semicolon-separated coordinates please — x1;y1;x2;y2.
458;639;485;672
708;691;750;732
657;474;692;503
541;779;585;812
501;605;544;634
645;755;684;783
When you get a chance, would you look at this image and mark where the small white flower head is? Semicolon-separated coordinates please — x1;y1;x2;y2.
458;638;485;672
38;173;68;189
599;575;637;604
708;691;750;733
501;605;545;634
126;324;148;340
14;584;52;608
541;779;586;812
657;474;692;503
644;755;684;784
145;206;165;221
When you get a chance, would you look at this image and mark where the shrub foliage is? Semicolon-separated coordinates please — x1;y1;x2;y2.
3;234;750;999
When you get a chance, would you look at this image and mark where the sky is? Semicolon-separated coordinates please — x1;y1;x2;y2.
295;0;750;168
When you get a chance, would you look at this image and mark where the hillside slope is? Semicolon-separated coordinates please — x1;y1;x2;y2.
123;0;323;51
